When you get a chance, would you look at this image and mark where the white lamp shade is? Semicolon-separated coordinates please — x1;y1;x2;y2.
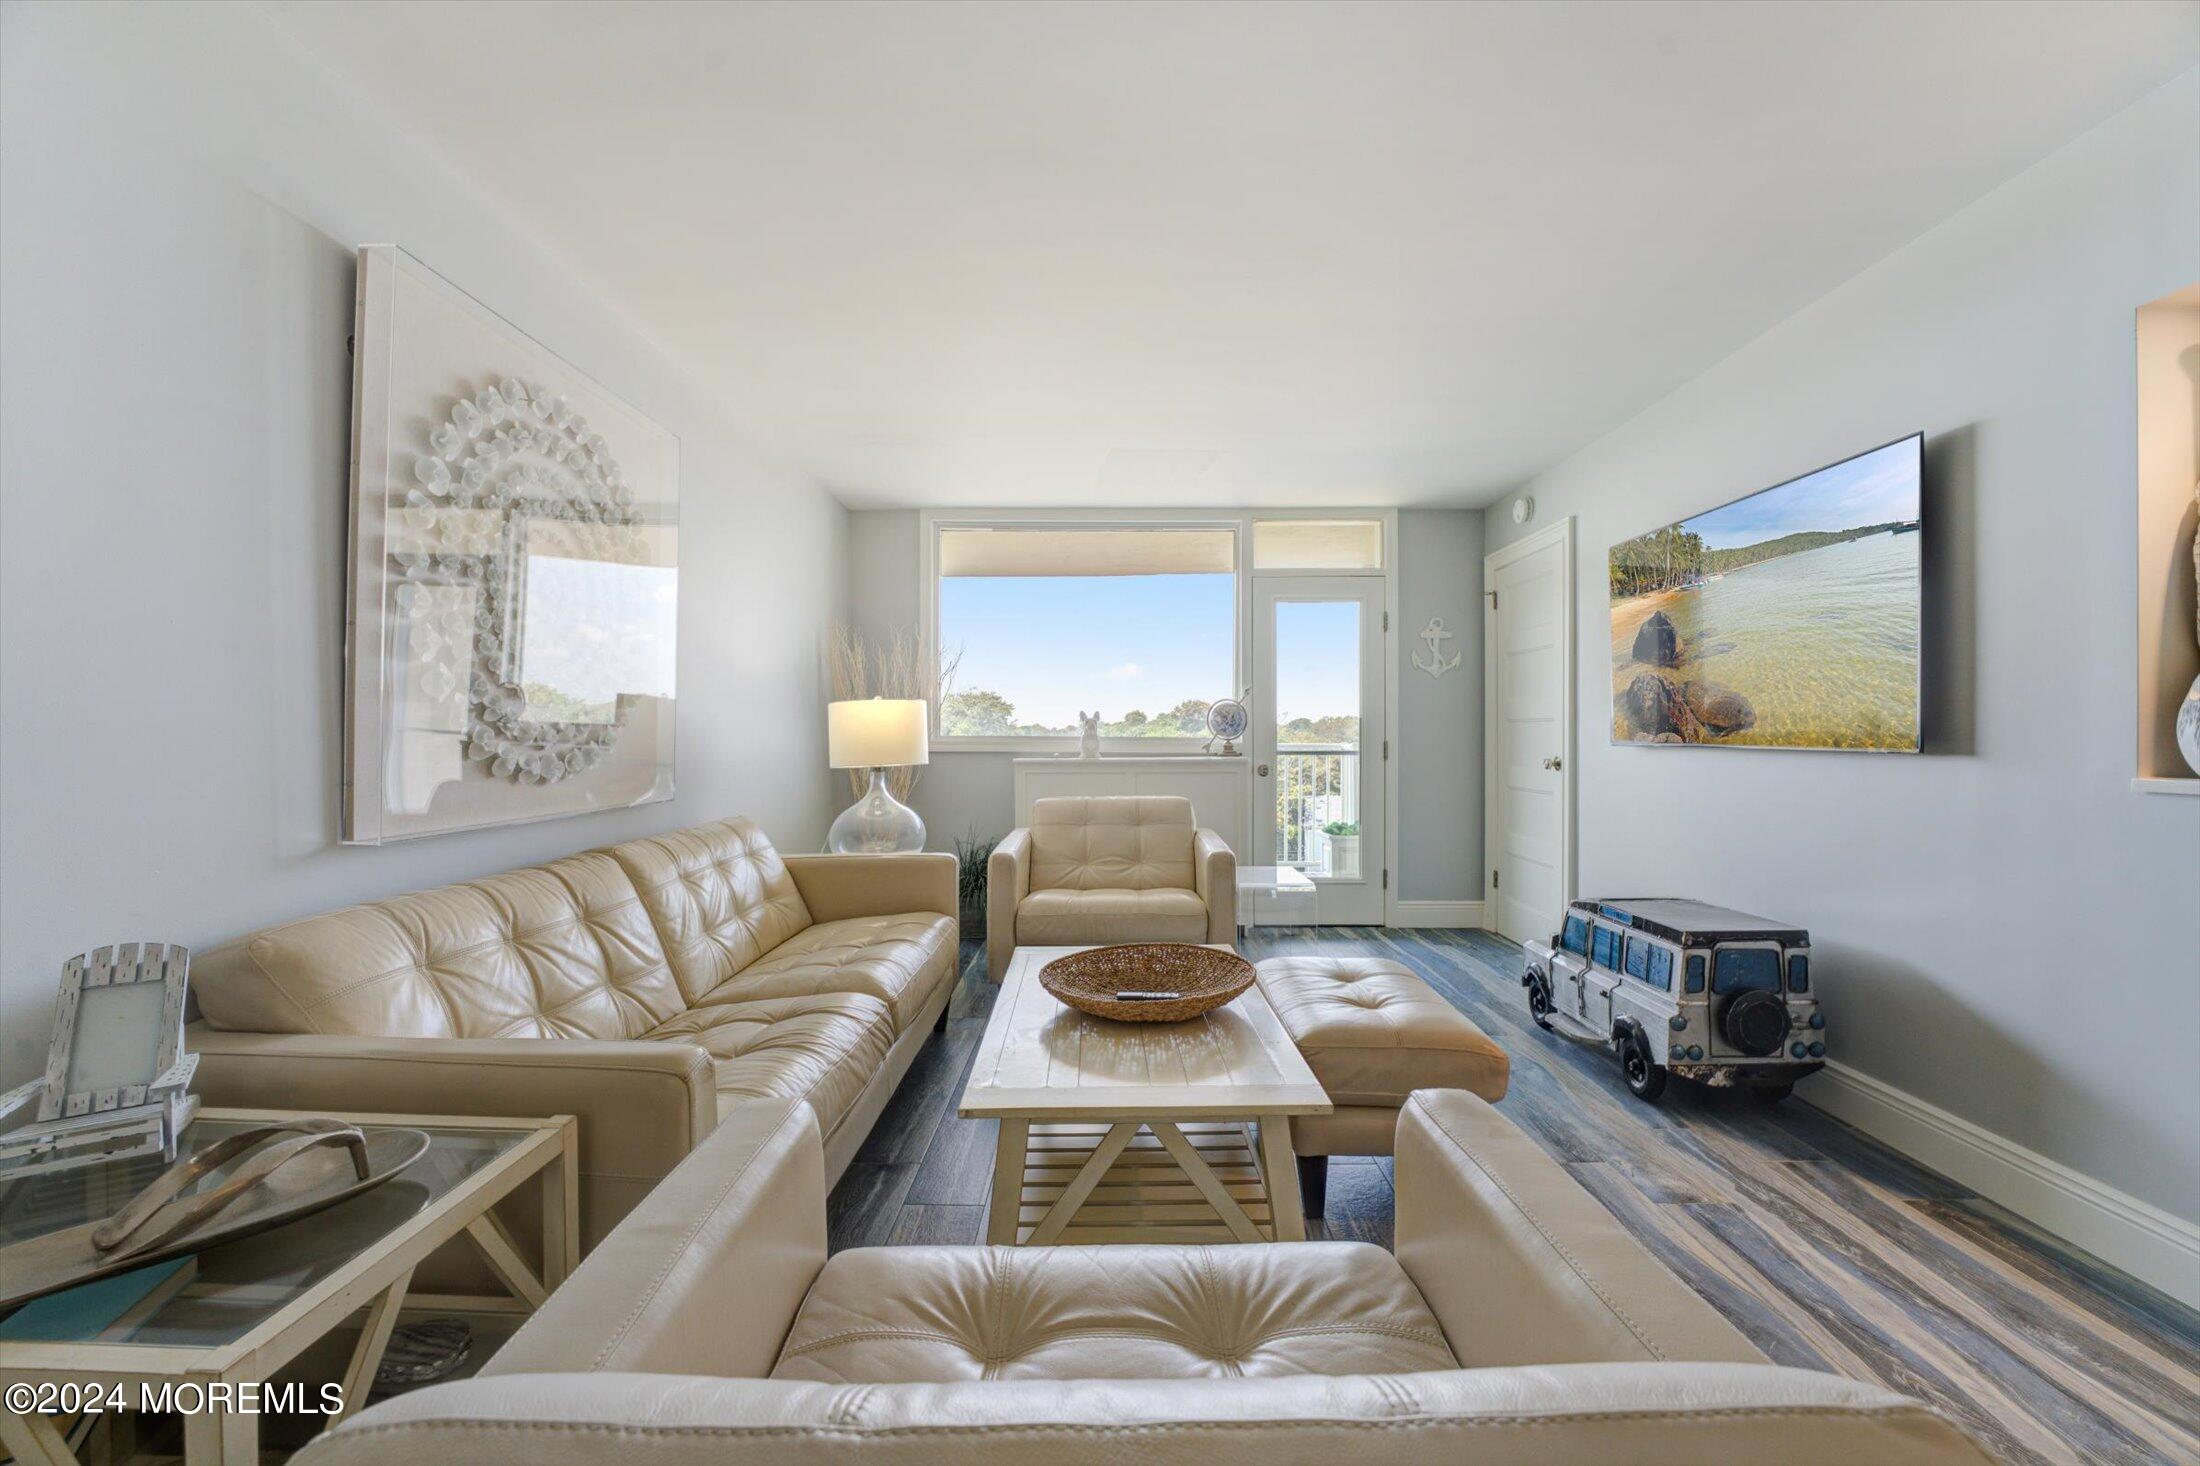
828;699;930;768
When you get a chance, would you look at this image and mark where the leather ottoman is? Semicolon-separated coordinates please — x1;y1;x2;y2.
1253;955;1510;1217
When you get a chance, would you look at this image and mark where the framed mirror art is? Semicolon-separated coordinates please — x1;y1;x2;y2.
344;246;680;843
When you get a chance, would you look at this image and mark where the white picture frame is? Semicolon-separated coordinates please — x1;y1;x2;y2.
0;944;200;1178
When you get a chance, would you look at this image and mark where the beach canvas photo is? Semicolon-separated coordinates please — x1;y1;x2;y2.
1609;435;1922;751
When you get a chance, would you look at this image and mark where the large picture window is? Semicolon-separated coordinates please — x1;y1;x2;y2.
933;526;1236;740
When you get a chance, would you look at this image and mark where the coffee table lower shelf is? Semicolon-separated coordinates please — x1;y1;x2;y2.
987;1119;1304;1246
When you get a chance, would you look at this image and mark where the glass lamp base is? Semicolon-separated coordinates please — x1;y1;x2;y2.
827;767;926;853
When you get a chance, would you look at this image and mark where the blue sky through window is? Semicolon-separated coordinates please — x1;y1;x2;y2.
941;573;1362;733
941;573;1233;729
1275;600;1359;731
1683;438;1920;550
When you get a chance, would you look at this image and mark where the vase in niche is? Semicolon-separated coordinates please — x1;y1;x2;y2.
2185;481;2200;777
2178;674;2200;777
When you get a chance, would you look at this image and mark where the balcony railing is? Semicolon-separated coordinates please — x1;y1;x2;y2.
1274;744;1360;874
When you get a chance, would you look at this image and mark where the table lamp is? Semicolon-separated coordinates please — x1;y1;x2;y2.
826;698;929;853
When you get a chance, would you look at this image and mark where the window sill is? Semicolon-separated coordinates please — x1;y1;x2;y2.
935;738;1220;756
2132;776;2200;797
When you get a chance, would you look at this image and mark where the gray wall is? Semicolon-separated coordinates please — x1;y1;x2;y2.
846;510;1015;848
0;3;849;1085
1484;70;2200;1227
851;507;1487;906
1396;509;1484;903
847;509;1036;851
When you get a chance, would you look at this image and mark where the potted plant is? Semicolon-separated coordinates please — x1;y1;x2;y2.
1321;820;1360;877
953;832;997;941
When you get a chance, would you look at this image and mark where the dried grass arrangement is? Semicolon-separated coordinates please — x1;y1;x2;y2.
825;623;960;803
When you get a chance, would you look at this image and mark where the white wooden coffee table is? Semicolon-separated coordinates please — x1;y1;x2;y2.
960;945;1330;1246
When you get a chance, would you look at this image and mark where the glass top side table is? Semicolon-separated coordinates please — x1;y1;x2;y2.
1236;865;1318;936
0;1108;576;1466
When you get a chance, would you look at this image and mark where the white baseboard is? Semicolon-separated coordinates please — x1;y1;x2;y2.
1390;900;1487;929
1803;1060;2200;1310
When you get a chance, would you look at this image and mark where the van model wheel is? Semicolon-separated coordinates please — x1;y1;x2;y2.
1525;970;1556;1032
1751;1083;1795;1106
1620;1030;1667;1102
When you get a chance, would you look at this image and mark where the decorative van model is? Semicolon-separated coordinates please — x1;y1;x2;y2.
1522;899;1823;1102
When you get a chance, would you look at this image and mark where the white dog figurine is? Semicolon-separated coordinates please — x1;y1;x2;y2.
1078;711;1101;759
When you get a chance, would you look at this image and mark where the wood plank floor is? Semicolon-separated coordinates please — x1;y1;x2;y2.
832;928;2200;1466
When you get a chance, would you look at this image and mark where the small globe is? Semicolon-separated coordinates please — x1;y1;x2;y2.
1207;698;1249;741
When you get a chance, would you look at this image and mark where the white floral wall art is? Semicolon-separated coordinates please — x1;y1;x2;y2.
344;246;678;843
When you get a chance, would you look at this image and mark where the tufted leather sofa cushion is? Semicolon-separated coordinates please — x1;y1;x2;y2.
193;851;687;1040
1014;887;1209;945
643;992;895;1132
1027;796;1198;892
312;1090;1993;1466
308;1367;1996;1465
712;914;957;1030
608;818;814;1005
771;1242;1458;1384
1256;957;1509;1106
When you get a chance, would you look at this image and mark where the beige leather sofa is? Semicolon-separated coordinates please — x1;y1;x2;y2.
986;795;1234;979
189;817;957;1249
300;1091;1988;1465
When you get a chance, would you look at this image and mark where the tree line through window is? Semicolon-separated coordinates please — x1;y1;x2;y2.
939;690;1362;743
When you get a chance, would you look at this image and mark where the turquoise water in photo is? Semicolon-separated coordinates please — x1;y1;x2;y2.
1610;531;1920;750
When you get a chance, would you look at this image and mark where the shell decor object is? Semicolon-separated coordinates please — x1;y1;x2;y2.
344;246;679;845
400;375;644;787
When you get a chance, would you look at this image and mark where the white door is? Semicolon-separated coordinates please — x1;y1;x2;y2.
1254;578;1386;925
1484;520;1573;946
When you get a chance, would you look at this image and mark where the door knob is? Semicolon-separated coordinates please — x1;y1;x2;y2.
1543;756;1563;771
1256;763;1270;777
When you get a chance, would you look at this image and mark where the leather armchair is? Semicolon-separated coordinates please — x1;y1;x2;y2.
987;796;1236;980
301;1092;1990;1466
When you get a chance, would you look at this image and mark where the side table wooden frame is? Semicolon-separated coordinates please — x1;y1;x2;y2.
0;1108;577;1466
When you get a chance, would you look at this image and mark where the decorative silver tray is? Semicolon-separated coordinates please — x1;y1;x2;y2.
0;1120;430;1308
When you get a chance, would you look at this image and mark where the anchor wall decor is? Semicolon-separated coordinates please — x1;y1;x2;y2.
1412;617;1462;678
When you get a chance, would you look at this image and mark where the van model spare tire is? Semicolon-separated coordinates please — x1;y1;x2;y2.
1720;990;1790;1057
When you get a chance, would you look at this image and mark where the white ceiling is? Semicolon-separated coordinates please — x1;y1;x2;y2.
266;0;2199;508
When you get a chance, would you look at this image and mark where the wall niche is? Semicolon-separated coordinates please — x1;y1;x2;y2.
2135;284;2200;793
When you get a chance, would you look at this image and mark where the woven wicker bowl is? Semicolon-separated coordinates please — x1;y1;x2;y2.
1039;944;1257;1023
